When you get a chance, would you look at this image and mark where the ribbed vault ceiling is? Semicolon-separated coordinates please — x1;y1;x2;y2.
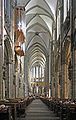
17;0;57;68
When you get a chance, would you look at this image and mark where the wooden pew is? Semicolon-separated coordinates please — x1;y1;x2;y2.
66;103;76;120
6;98;26;119
40;97;76;120
0;96;34;120
7;97;33;118
0;99;24;120
0;104;11;120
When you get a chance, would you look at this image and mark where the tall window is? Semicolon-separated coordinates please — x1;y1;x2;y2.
42;68;44;77
67;0;70;11
36;66;38;78
33;67;35;78
63;0;70;22
40;66;42;78
4;0;10;16
64;0;67;22
57;9;60;40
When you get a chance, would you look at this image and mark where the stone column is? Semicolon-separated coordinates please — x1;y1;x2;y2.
71;0;76;99
35;66;36;78
8;60;14;98
61;63;68;98
71;50;76;98
0;0;4;99
24;56;29;96
38;66;40;94
58;72;61;98
49;41;51;97
61;45;69;99
41;67;43;94
0;46;3;99
45;56;49;96
55;71;59;98
38;65;40;80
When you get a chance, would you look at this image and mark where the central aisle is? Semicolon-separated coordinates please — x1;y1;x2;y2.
25;99;60;120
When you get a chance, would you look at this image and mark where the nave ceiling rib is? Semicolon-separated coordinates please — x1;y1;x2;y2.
17;0;57;68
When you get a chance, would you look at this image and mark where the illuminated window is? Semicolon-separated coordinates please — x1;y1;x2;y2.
36;66;38;78
42;79;44;82
33;67;35;78
40;66;42;78
64;0;67;22
63;0;70;22
67;0;70;11
42;68;44;77
57;10;60;40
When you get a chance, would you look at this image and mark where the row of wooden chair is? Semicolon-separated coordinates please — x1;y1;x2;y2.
0;96;34;120
41;97;76;120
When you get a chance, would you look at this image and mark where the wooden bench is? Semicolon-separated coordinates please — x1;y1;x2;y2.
66;104;76;120
0;99;25;120
0;105;11;120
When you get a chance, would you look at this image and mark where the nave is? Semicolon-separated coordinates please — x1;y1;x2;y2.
0;0;76;119
19;99;60;120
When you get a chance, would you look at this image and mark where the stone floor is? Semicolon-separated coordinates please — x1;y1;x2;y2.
17;99;60;120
